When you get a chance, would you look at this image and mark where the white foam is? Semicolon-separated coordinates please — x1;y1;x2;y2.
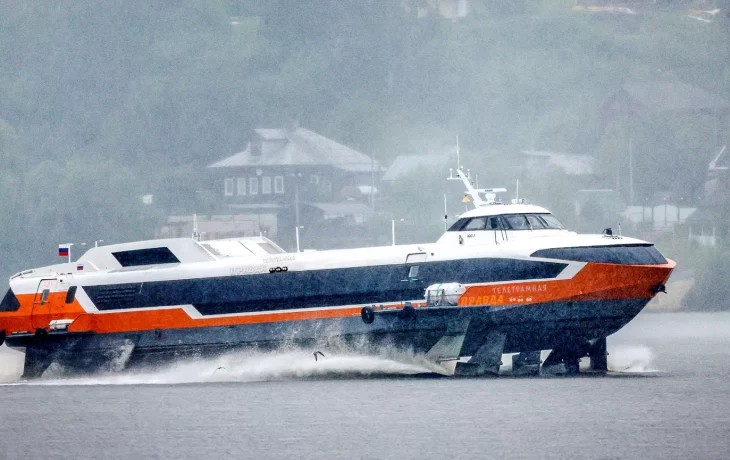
0;345;24;382
607;344;658;373
2;348;451;386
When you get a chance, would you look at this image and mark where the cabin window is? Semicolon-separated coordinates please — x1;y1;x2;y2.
237;178;246;195
262;176;272;194
450;214;562;232
538;214;564;229
249;177;259;195
224;178;234;196
462;217;488;231
526;214;546;230
408;266;419;279
449;216;501;232
447;218;469;232
41;289;50;304
531;245;667;265
274;176;285;194
65;286;77;304
0;289;20;312
113;247;181;267
486;217;501;230
502;214;531;230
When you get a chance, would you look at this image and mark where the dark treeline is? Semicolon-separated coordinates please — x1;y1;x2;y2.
1;0;729;307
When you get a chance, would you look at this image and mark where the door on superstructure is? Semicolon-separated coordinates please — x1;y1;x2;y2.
404;252;428;285
32;278;58;330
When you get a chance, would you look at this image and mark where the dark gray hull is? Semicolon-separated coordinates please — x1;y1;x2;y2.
6;297;648;377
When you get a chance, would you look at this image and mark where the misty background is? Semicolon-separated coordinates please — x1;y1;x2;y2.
1;0;729;310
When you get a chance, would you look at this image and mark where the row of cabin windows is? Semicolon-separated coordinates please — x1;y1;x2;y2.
224;176;285;196
448;213;564;232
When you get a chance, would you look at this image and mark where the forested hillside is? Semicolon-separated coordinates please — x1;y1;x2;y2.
1;0;729;287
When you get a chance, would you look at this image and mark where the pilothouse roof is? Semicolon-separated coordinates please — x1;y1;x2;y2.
458;203;551;219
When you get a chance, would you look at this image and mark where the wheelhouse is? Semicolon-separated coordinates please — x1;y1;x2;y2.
448;213;564;232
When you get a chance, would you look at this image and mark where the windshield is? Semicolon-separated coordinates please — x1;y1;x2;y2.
448;213;564;231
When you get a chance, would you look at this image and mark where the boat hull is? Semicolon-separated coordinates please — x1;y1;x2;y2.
5;296;649;375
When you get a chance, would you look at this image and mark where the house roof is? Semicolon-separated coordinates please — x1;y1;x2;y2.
521;150;596;175
209;127;379;173
619;81;728;113
685;205;715;223
382;154;451;181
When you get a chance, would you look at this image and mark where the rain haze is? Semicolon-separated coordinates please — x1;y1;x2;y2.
0;1;729;459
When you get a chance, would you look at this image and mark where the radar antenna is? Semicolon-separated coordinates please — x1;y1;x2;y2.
447;137;506;207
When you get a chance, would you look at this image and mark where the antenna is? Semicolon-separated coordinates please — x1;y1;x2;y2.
516;179;519;201
446;136;506;209
192;214;200;241
444;193;448;232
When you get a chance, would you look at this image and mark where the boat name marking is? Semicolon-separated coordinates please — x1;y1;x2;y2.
462;284;548;306
491;284;548;295
462;295;504;305
229;265;267;276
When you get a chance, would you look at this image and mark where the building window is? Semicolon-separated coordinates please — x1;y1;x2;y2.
262;176;272;194
224;178;234;196
237;178;246;196
274;176;285;194
310;174;319;184
249;177;258;195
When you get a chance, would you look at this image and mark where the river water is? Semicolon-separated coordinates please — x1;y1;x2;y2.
0;312;728;459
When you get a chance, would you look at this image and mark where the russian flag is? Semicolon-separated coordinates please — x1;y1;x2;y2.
58;245;69;257
76;263;84;271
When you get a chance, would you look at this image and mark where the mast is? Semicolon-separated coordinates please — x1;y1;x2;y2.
447;135;506;208
444;193;448;232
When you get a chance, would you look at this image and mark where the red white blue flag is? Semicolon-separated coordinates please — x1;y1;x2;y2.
58;245;69;257
76;263;84;271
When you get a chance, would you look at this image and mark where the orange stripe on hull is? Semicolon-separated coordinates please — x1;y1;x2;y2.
458;261;675;307
67;301;425;334
67;306;364;334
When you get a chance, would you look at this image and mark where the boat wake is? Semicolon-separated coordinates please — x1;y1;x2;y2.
0;345;24;383
607;344;658;373
0;342;658;385
0;345;450;386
